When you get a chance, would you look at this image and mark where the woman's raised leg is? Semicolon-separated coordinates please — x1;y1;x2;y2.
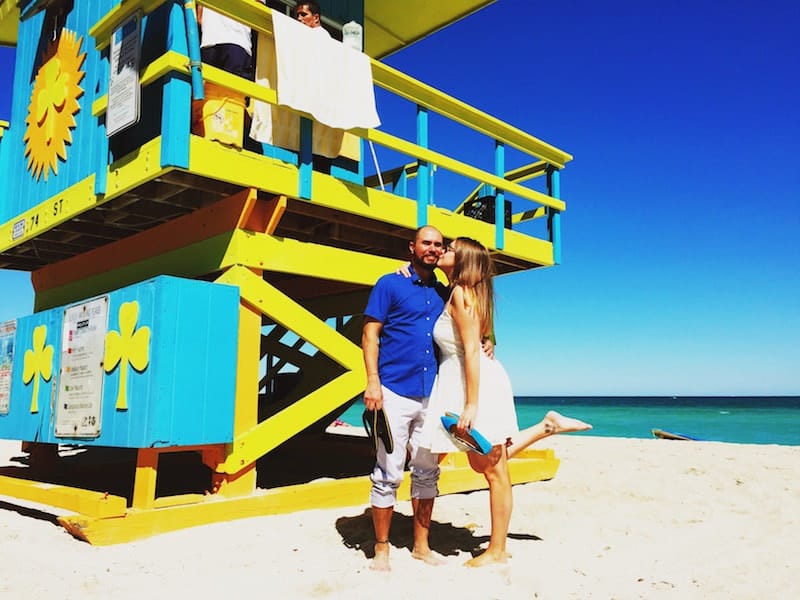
507;410;591;459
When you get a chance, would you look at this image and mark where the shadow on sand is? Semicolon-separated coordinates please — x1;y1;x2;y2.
335;507;542;559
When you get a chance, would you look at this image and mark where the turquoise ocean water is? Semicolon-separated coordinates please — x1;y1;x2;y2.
339;397;800;446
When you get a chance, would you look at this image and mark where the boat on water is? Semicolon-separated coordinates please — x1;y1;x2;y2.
651;429;700;441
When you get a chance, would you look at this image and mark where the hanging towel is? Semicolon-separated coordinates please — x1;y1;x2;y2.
271;10;380;130
250;31;346;158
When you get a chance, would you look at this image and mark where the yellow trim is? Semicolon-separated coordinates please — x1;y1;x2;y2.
189;134;300;195
0;119;8;139
0;474;127;518
104;136;170;199
0;175;96;252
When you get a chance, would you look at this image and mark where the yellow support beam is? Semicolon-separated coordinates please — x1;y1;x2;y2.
214;266;366;473
55;448;558;545
220;266;363;369
131;448;159;510
0;475;127;519
211;298;261;494
224;230;409;285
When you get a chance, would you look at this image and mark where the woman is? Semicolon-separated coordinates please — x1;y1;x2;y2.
419;237;591;567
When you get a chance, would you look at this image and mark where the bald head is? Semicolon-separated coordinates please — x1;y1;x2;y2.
409;226;444;277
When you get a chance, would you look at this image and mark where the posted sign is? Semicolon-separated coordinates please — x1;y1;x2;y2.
107;11;141;136
55;297;109;438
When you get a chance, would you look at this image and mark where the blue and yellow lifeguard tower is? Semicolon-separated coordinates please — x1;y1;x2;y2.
0;0;572;544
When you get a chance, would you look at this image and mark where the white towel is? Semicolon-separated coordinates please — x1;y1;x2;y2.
271;11;380;130
250;32;345;158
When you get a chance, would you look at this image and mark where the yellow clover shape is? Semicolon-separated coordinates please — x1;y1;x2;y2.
104;301;150;410
22;325;54;413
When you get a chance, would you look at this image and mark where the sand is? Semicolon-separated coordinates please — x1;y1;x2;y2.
1;435;798;599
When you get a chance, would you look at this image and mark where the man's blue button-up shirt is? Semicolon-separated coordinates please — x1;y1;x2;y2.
364;271;449;398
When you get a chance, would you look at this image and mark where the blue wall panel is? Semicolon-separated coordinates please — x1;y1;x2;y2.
0;275;239;447
0;306;62;440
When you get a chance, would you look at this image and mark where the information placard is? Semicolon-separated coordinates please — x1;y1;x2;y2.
106;11;141;137
0;320;15;415
56;297;109;438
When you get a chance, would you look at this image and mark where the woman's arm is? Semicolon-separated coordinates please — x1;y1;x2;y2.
450;286;481;433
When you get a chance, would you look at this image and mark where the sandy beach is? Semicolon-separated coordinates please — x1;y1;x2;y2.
1;435;798;599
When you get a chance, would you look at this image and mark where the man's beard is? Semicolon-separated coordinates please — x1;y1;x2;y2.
413;257;437;272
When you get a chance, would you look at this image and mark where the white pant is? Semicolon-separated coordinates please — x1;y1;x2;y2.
369;387;440;508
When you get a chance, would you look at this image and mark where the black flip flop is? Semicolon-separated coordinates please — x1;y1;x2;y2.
362;408;394;454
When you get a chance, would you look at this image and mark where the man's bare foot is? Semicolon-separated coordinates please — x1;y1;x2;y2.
465;549;508;568
370;541;391;571
411;547;445;566
544;411;592;434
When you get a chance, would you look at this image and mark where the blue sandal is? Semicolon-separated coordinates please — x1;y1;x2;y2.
440;412;492;455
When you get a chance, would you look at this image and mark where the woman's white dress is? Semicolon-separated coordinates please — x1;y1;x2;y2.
420;309;519;453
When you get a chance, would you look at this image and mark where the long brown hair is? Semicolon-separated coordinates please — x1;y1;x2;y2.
450;237;495;337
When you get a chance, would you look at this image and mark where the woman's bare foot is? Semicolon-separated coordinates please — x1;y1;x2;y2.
370;541;391;571
544;411;592;434
411;547;445;566
465;549;508;568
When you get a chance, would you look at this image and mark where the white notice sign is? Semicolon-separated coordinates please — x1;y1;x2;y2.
56;297;109;438
0;320;15;414
107;11;141;137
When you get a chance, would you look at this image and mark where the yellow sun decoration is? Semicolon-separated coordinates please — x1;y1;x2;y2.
23;28;86;182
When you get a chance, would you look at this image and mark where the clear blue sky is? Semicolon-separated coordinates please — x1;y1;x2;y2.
1;1;798;396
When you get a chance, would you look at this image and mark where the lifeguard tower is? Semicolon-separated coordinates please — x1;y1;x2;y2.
0;0;572;545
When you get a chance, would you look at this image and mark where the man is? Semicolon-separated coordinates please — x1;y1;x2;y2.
362;226;449;571
197;4;260;80
294;1;324;30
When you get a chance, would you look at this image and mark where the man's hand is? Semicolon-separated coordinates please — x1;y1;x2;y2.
363;379;383;411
